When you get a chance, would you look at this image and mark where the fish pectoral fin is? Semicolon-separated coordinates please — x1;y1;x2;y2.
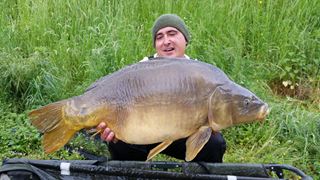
185;126;212;161
147;140;173;161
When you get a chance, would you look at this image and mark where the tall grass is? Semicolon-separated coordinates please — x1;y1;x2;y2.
0;0;319;178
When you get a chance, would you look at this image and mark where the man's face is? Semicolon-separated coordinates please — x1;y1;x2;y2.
155;27;187;58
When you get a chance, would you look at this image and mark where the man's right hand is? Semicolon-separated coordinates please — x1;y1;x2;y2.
97;122;117;143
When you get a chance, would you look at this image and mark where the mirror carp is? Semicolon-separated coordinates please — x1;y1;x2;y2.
29;57;269;161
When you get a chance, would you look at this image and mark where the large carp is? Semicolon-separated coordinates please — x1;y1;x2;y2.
29;57;269;161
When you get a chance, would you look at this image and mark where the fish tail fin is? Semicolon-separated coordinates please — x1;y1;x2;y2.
29;100;77;153
42;121;77;153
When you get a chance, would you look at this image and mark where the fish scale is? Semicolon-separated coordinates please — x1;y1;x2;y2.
29;57;269;161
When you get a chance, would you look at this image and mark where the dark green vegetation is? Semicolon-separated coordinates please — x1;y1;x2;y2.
0;0;319;178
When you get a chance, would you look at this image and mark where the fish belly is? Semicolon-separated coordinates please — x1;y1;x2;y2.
117;104;208;144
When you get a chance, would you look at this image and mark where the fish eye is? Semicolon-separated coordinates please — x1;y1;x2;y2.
244;98;251;106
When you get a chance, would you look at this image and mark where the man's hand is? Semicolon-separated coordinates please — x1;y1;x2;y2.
97;122;117;143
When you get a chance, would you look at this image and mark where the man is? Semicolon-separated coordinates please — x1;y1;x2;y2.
97;14;226;162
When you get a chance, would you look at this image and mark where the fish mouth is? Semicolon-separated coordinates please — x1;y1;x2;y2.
257;104;270;120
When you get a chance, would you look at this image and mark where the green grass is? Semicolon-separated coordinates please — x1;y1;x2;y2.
0;0;319;178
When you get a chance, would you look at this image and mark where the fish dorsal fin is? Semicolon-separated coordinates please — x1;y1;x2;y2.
147;140;173;161
185;126;212;161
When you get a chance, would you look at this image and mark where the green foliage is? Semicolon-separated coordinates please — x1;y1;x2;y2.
0;104;40;159
0;49;59;109
0;0;319;178
68;132;111;158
